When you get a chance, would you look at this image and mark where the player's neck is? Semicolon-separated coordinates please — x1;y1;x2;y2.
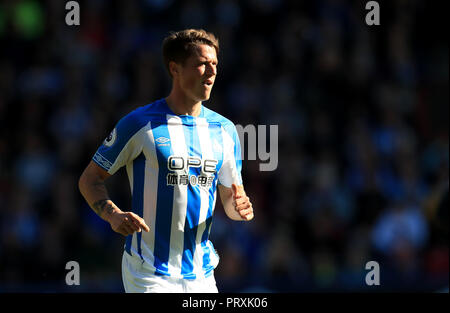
165;89;201;117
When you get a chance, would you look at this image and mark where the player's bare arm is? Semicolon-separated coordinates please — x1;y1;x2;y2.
79;161;149;236
218;183;254;221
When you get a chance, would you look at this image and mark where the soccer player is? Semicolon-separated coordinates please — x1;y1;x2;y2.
78;29;254;293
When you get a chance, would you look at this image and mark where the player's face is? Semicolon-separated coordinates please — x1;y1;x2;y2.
177;44;217;102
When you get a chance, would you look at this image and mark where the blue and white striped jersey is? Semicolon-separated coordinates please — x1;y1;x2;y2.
92;98;242;279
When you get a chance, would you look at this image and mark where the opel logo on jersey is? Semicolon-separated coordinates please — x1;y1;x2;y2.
168;156;217;173
104;128;117;147
166;156;218;188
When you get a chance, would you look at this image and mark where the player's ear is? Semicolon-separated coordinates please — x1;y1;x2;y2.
169;61;180;78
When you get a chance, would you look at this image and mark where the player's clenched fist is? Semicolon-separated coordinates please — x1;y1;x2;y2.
231;183;254;221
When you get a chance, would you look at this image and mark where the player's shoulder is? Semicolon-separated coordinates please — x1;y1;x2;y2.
121;99;167;124
202;106;240;147
115;99;168;137
202;106;239;140
202;105;236;129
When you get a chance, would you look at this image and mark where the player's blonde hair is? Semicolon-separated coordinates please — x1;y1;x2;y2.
162;29;219;78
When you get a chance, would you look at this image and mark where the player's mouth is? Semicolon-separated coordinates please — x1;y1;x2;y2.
202;79;214;87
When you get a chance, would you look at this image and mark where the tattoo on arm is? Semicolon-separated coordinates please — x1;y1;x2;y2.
92;199;114;217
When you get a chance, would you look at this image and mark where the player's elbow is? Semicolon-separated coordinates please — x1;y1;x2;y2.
78;169;89;196
79;161;110;195
78;165;96;197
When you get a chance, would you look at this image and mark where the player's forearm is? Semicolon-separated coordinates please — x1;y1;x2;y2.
78;171;119;222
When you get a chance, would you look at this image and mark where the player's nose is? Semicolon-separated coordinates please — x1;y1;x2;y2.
206;63;217;76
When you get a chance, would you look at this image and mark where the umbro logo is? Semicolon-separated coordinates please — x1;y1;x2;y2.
155;136;170;146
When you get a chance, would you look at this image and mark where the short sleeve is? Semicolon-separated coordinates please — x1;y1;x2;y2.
217;122;243;187
92;113;145;175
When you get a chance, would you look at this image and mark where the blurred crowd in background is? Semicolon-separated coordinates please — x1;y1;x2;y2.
0;0;448;292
